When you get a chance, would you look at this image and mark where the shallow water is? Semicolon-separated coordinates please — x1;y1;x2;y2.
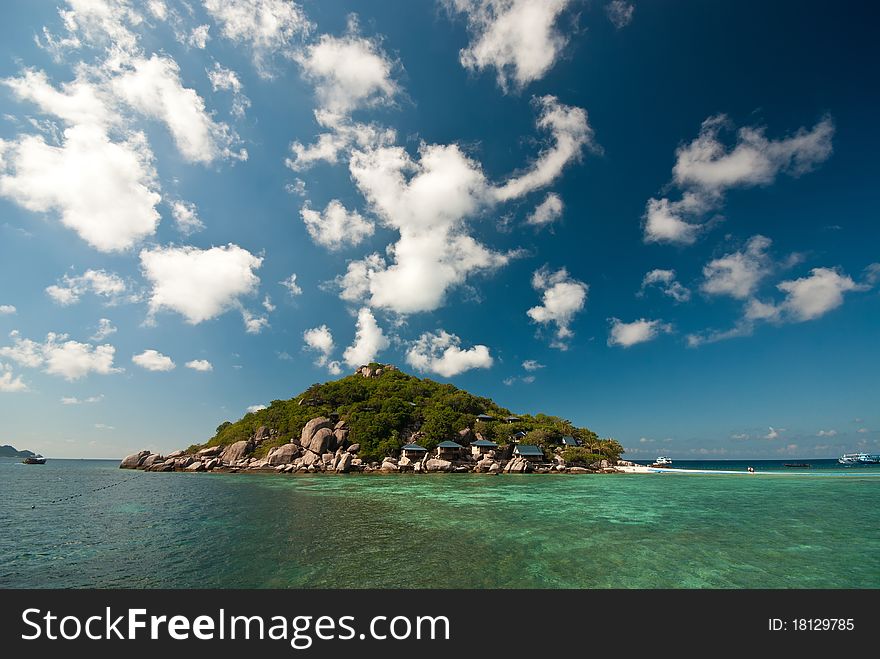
2;458;878;588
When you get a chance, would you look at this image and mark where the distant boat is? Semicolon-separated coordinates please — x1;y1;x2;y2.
784;463;811;468
651;456;672;467
838;452;880;465
22;456;46;465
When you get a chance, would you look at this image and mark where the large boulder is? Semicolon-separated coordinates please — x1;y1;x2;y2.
333;428;349;449
398;455;412;467
266;443;301;466
120;450;151;469
569;466;589;474
308;427;334;455
185;461;206;472
300;417;333;446
487;463;500;474
254;426;270;441
197;445;222;458
475;458;495;473
336;453;353;474
204;458;221;470
301;450;321;467
166;450;185;460
458;427;475;445
380;459;399;472
220;440;251;464
347;443;360;454
140;454;164;469
425;458;453;473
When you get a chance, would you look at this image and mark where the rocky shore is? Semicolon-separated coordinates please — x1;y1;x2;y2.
121;415;631;476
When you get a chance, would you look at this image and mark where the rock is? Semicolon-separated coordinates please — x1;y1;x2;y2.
308;427;334;455
254;426;270;441
398;455;412;467
166;450;185;460
141;453;165;469
413;461;423;473
158;462;174;472
599;459;610;469
333;428;349;449
322;452;335;465
300;417;333;446
351;458;363;466
220;440;251;464
363;367;373;378
504;457;528;473
120;450;151;469
425;458;453;473
307;465;316;473
185;461;205;472
274;465;286;473
301;450;321;467
380;459;399;472
458;427;475;445
336;452;353;473
453;465;470;473
176;456;193;469
334;420;348;430
383;456;398;465
487;463;500;474
554;455;566;466
569;467;589;474
204;458;221;470
197;445;222;458
475;458;495;472
347;443;360;454
266;443;301;466
554;464;567;472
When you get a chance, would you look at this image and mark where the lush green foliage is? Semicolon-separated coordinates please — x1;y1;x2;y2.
192;365;622;463
561;448;606;466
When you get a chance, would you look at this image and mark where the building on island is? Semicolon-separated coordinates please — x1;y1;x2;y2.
504;416;522;424
436;440;464;460
510;430;527;443
562;436;580;447
513;444;545;462
475;414;495;423
401;443;427;461
471;438;498;457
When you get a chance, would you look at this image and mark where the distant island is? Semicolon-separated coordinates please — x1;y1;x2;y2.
0;444;36;458
121;364;628;475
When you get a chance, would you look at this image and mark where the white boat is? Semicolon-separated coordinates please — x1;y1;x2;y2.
651;456;672;466
838;452;880;465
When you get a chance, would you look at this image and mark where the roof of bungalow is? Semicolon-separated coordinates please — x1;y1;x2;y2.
401;443;427;451
511;430;527;439
472;439;498;447
514;444;544;456
475;414;495;421
437;440;464;449
505;416;522;422
562;436;579;446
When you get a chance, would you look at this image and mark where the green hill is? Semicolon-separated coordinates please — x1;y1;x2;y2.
0;444;36;458
190;364;622;463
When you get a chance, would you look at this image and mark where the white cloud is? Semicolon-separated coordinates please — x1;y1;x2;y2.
303;324;336;371
522;359;544;371
0;124;161;252
857;428;869;434
240;308;269;334
262;295;275;312
446;0;572;91
0;330;120;381
246;404;267;414
731;433;749;440
816;429;837;437
112;54;245;163
494;96;599;201
46;269;128;306
207;62;250;118
296;21;399;115
776;267;865;322
644;115;834;244
280;273;302;296
640;269;691;303
188;24;210;49
701;235;772;299
61;393;104;404
132;349;175;371
91;318;117;341
526;192;563;227
94;423;115;430
202;0;312;77
405;329;493;377
607;318;673;348
605;1;634;29
0;305;16;314
286;115;396;170
300;199;374;250
342;307;390;367
185;359;213;372
147;1;167;21
3;69;114;128
170;200;205;235
764;427;781;440
140;244;263;325
43;0;144;56
527;266;587;349
0;363;28;392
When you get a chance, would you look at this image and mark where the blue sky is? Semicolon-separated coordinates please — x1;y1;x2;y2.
0;0;877;460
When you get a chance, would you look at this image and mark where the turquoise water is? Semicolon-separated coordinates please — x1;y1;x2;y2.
2;458;879;588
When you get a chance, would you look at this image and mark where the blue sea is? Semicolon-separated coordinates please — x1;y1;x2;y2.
2;458;878;588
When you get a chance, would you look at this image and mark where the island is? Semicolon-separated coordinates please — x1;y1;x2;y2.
0;444;37;458
121;364;630;475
